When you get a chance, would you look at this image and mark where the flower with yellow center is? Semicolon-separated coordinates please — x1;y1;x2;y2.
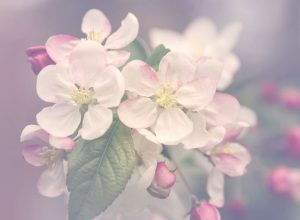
70;86;94;106
154;84;177;109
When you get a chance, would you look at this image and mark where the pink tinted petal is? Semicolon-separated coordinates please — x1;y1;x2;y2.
177;77;216;110
122;60;159;97
81;9;111;42
105;13;139;49
36;64;76;103
118;97;158;129
46;35;79;63
22;144;45;167
37;161;66;197
182;113;210;149
48;136;75;150
154;108;193;144
190;202;221;220
213;143;251;176
207;169;225;208
158;52;196;86
80;105;113;140
93;66;125;108
20;124;49;143
106;50;130;67
195;58;223;86
70;41;107;87
203;92;240;126
26;46;55;74
36;103;81;138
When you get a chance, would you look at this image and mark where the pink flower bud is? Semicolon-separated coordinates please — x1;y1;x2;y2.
147;162;176;199
279;88;300;110
267;166;291;195
260;80;278;102
190;202;221;220
228;198;247;219
286;126;300;156
25;46;55;74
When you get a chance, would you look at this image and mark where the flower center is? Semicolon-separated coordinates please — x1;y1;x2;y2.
154;84;177;109
70;86;93;105
86;30;102;42
39;147;63;170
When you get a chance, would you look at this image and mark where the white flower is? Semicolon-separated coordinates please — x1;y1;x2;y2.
20;125;74;197
46;9;139;67
36;41;124;140
118;52;222;145
150;18;242;90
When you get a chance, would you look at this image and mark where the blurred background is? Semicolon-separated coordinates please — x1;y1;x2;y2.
1;0;300;219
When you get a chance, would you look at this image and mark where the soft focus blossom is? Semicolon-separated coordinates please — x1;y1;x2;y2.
147;161;177;199
25;46;55;74
279;88;300;110
150;18;242;90
227;198;247;219
20;124;74;197
36;41;124;140
46;9;139;67
286;126;300;156
190;201;221;220
260;80;279;102
118;52;223;145
267;166;292;196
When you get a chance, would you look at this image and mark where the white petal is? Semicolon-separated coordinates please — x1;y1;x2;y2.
149;28;186;52
217;53;240;90
37;161;66;197
203;92;240;126
219;22;242;50
122;60;159;97
106;50;130;67
176;77;216;110
154;108;193;144
137;129;160;145
81;105;113;140
182;113;210;149
132;131;162;167
238;106;257;128
158;52;196;86
36;103;81;138
46;35;80;63
184;18;217;46
105;13;139;49
20;124;49;142
118;97;158;129
93;66;125;108
69;41;107;87
207;168;224;208
81;9;111;43
195;58;223;86
36;64;76;103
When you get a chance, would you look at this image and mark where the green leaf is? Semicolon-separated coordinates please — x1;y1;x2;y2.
123;38;148;62
146;44;170;70
67;120;136;220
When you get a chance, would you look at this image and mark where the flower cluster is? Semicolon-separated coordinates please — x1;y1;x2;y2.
22;9;255;220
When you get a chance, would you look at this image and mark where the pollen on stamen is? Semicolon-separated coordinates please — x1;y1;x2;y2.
154;84;178;109
70;87;93;105
86;30;102;42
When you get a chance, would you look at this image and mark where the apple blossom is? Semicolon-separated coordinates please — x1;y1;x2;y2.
286;126;300;156
190;201;221;220
150;18;242;90
118;51;222;145
147;161;177;199
36;41;124;140
46;9;139;67
279;88;300;110
20;124;74;197
227;198;247;219
260;80;279;102
267;166;292;196
26;46;55;74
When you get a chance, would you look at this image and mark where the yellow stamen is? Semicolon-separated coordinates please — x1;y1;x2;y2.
86;30;102;42
39;147;63;170
70;86;93;105
154;84;177;109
